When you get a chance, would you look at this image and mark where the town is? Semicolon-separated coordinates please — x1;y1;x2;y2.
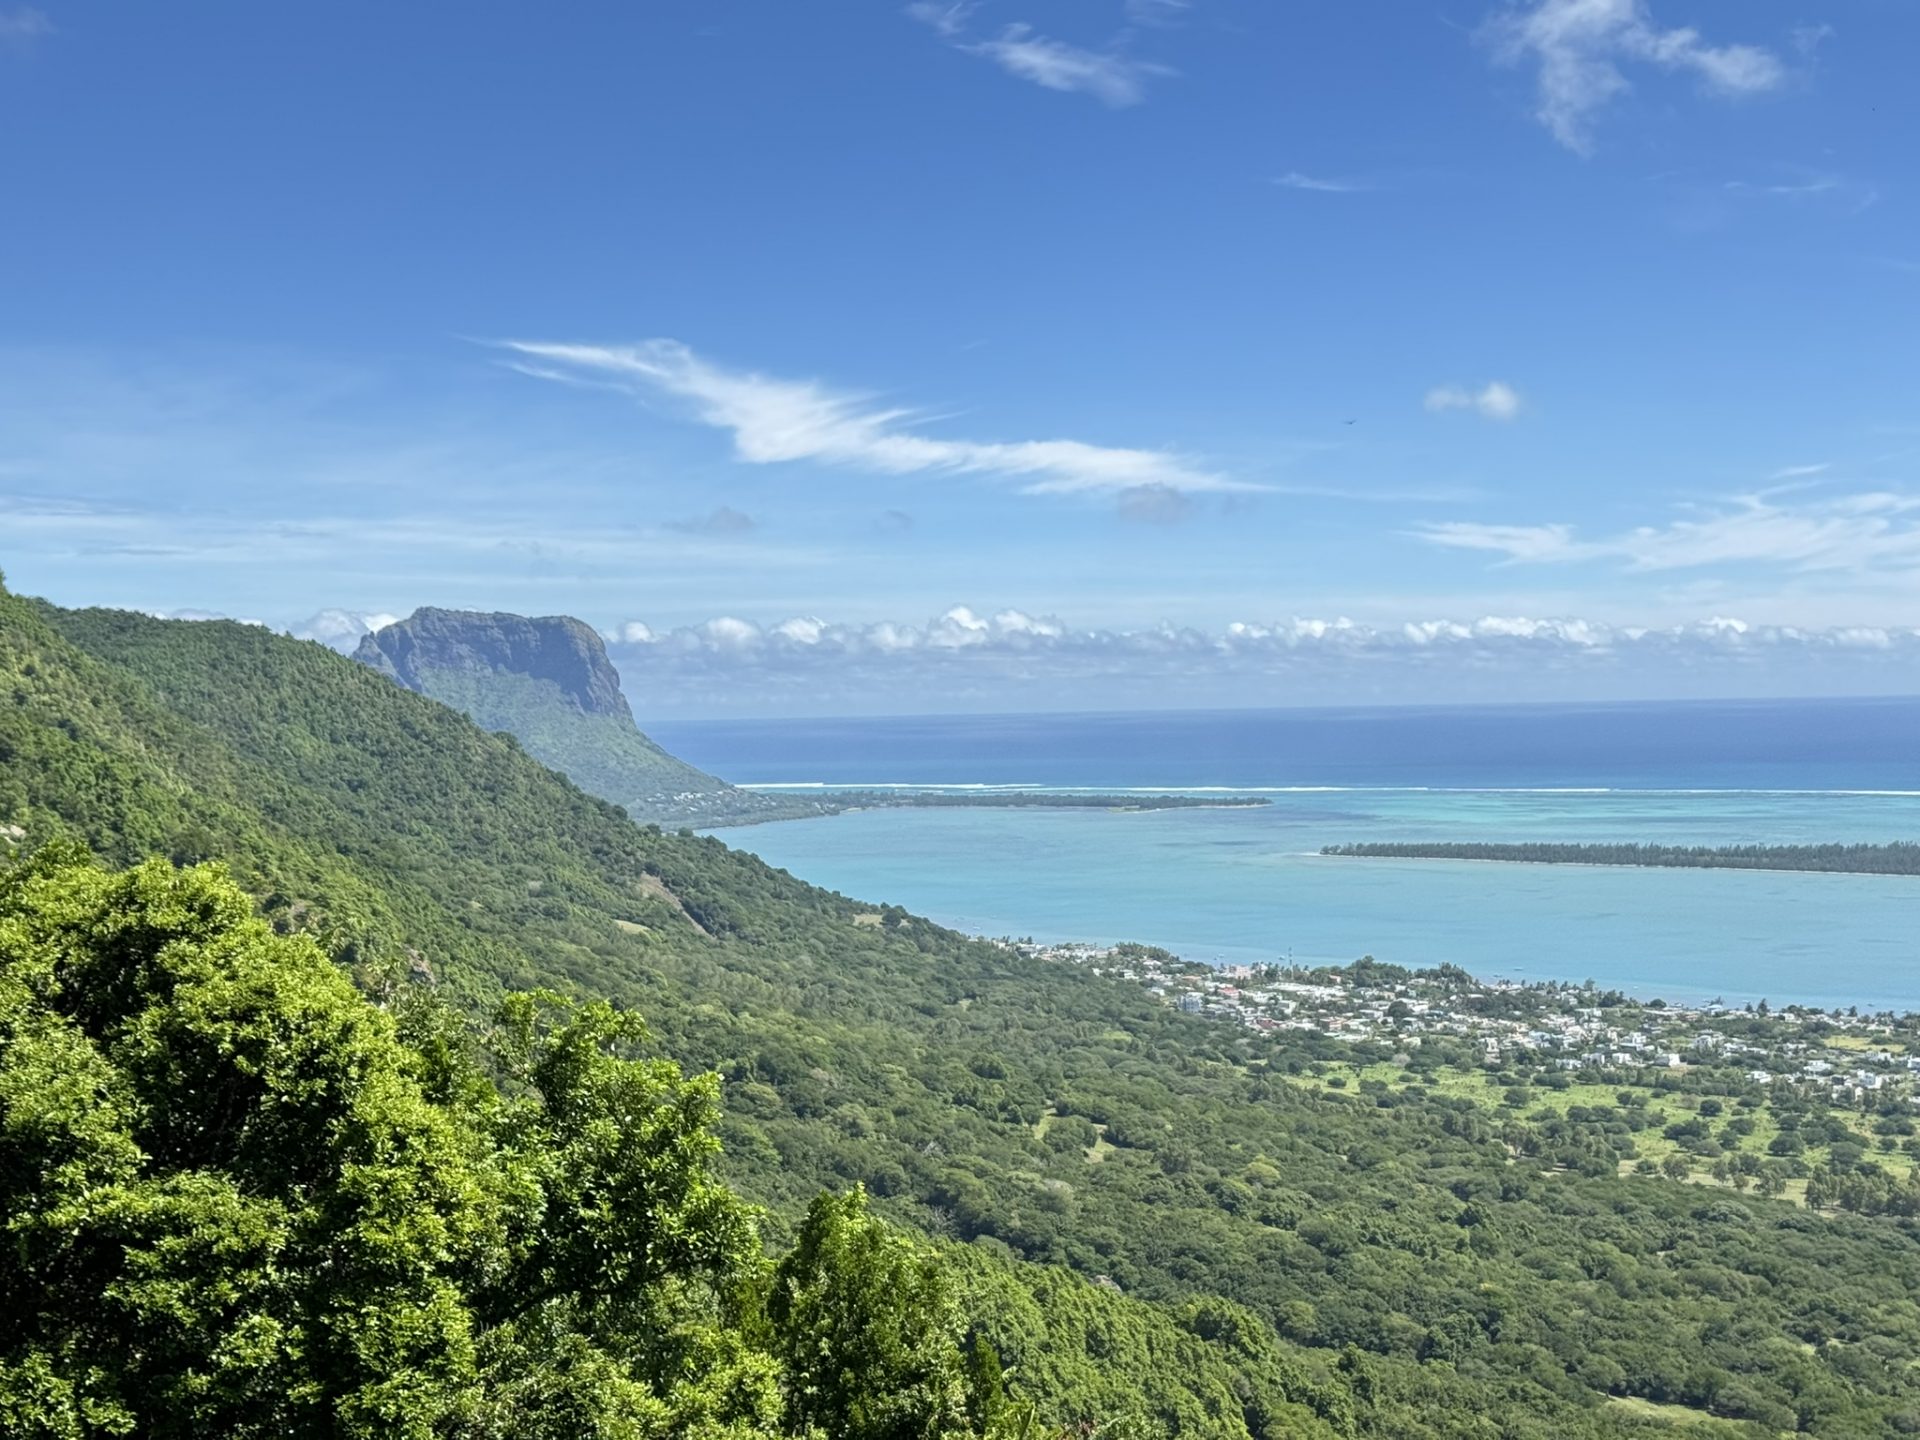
1001;936;1920;1212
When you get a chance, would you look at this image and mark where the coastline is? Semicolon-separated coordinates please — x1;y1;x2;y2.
1316;847;1920;881
708;790;1269;827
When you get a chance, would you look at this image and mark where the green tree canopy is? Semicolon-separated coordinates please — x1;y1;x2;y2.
0;849;1010;1439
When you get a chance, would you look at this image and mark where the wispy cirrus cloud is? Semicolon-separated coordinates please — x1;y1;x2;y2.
1483;0;1785;153
1726;175;1841;201
1417;491;1920;574
498;338;1249;498
1273;171;1371;194
1723;170;1879;214
1425;381;1522;421
907;3;1173;107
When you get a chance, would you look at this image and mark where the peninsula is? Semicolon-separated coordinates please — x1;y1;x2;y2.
789;790;1269;815
1321;840;1920;877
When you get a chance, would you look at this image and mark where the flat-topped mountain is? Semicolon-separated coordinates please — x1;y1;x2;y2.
354;607;633;719
351;607;816;826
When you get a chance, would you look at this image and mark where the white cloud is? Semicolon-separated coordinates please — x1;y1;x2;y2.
1417;491;1920;574
609;606;1920;664
1425;381;1523;421
700;616;762;651
294;609;400;651
1723;171;1878;213
499;338;1248;497
1273;171;1369;194
1484;0;1784;153
992;607;1064;638
1416;520;1581;562
907;1;971;39
973;25;1167;106
1726;176;1839;200
908;4;1171;107
772;616;827;645
596;603;1920;714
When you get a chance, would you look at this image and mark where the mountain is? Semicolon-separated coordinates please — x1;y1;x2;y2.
354;606;635;717
9;576;1920;1436
351;607;817;826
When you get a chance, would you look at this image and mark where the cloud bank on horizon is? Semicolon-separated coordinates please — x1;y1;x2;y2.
289;603;1920;717
599;607;1920;715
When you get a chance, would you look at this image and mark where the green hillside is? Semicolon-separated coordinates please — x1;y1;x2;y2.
352;607;820;827
9;580;1920;1436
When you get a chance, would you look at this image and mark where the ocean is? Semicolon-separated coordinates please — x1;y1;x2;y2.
647;697;1920;1011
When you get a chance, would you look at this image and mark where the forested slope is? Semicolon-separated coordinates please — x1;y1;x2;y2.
9;581;1920;1436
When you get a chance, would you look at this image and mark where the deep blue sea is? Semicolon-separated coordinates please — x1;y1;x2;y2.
647;698;1920;1010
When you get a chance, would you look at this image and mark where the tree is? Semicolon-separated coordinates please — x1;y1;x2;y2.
767;1187;984;1440
0;850;802;1438
1;848;500;1437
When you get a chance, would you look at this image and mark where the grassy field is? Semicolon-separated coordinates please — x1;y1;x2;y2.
1604;1395;1768;1434
1284;1059;1913;1198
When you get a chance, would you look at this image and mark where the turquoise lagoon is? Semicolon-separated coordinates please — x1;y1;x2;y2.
650;700;1920;1010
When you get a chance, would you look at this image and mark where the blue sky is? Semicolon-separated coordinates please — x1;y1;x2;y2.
3;1;1918;715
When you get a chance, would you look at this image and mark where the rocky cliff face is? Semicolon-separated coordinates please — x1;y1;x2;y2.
350;607;824;826
354;609;632;721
